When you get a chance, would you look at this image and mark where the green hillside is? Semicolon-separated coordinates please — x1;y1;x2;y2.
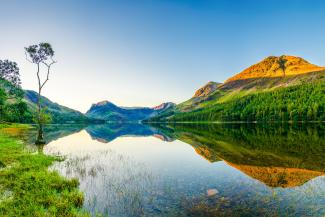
24;90;102;124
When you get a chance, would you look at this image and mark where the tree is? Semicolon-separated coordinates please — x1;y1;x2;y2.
279;56;287;77
0;60;26;123
0;88;6;122
0;60;23;99
25;42;56;144
0;60;21;86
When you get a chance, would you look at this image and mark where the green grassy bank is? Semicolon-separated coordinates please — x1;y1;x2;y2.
0;124;89;217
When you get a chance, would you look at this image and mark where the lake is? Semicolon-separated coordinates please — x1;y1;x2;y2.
17;123;325;216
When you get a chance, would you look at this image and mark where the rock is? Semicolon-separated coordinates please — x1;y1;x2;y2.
194;81;221;98
152;102;176;111
207;188;219;196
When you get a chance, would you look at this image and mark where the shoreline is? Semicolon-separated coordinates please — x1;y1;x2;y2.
0;124;89;216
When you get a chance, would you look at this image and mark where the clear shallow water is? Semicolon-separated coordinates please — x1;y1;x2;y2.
36;124;325;216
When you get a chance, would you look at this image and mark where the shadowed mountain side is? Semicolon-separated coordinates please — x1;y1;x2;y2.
151;123;325;187
85;123;174;143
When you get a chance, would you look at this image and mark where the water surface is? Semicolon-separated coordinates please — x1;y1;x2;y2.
27;123;325;216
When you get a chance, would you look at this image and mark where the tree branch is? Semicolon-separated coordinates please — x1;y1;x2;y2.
37;63;41;90
24;52;33;63
40;60;56;89
41;59;56;68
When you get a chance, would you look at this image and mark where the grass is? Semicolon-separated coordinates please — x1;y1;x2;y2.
0;125;90;217
0;123;34;130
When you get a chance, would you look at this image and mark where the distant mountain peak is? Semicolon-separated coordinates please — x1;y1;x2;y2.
226;55;325;83
86;100;176;122
193;81;221;97
88;100;117;110
94;100;114;106
152;102;176;110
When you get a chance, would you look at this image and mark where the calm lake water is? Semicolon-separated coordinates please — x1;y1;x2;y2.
18;124;325;216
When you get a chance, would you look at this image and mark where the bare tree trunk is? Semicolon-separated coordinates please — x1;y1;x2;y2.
36;63;45;145
36;88;45;144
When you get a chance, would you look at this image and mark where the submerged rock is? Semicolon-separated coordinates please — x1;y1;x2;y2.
207;188;218;196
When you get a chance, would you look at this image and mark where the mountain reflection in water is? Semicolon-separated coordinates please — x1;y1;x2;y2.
31;123;325;216
156;124;325;188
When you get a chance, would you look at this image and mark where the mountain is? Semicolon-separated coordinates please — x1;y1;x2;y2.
225;55;325;82
86;100;175;122
24;90;102;124
220;55;325;90
146;55;325;122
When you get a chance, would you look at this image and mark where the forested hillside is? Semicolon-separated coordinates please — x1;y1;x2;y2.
149;82;324;122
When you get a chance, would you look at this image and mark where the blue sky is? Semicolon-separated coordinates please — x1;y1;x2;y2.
1;0;325;112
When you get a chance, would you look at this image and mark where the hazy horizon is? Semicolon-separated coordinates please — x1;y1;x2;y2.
1;0;325;113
